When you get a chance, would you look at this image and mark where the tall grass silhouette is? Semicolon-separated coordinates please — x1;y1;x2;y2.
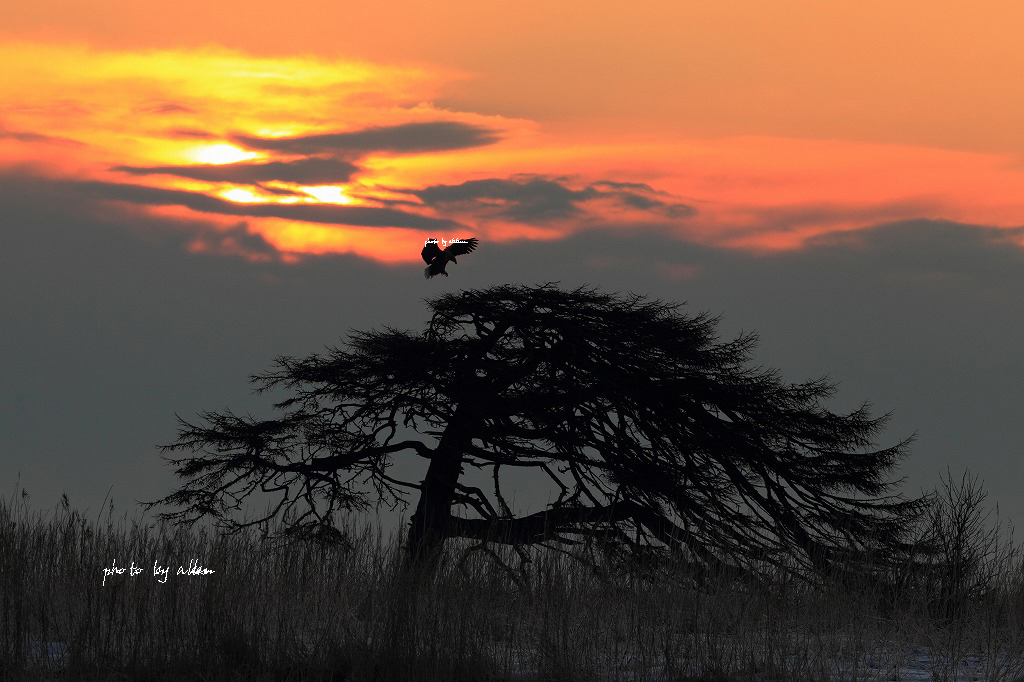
3;475;1024;682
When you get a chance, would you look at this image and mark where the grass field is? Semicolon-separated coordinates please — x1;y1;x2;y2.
3;478;1024;682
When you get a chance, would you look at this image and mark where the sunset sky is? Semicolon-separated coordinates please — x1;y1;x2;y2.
3;1;1023;536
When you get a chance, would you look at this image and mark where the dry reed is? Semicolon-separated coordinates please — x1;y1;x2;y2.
2;478;1024;682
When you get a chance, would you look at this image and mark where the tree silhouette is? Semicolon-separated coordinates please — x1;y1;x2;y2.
146;283;926;579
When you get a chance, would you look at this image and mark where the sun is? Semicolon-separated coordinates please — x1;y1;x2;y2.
220;187;262;203
189;143;260;165
302;185;354;205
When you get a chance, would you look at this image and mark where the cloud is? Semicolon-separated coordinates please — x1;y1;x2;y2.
415;176;590;221
5;159;1024;542
0;164;463;528
0;124;82;146
806;218;1024;255
801;219;1024;287
0;167;283;263
677;198;950;251
139;102;196;114
113;157;360;185
256;184;309;197
409;174;696;224
233;121;502;156
167;128;216;139
0;127;52;143
71;179;464;230
183;221;282;261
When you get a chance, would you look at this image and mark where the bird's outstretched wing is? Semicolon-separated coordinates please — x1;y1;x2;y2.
421;239;443;264
445;238;478;256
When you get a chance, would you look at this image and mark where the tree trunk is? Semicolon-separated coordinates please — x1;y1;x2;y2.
406;430;465;571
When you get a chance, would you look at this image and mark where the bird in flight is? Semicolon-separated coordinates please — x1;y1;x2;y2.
421;237;479;278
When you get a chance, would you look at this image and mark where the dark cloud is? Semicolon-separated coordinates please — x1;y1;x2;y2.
113;157;360;185
415;176;590;221
140;102;195;114
590;180;660;192
0;127;52;143
590;180;697;218
614;192;695;218
0;168;428;527
233;121;502;156
347;193;424;209
457;221;1024;530
0;167;283;263
722;200;940;241
5;163;1024;545
409;174;696;223
183;221;283;261
0;124;82;146
256;184;309;197
807;218;1024;257
167;128;216;139
71;179;463;230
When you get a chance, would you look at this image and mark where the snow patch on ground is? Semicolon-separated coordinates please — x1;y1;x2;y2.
20;634;1024;681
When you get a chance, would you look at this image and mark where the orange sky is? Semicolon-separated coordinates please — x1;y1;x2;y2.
2;1;1024;261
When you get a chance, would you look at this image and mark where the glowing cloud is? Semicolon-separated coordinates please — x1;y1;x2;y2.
2;40;1023;265
302;186;353;205
189;144;260;165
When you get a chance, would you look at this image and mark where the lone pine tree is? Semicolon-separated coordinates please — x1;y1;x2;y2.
146;283;926;580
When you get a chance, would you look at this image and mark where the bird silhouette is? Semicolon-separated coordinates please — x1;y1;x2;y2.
421;237;479;278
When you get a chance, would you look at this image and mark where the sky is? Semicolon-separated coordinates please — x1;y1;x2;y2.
2;1;1023;543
